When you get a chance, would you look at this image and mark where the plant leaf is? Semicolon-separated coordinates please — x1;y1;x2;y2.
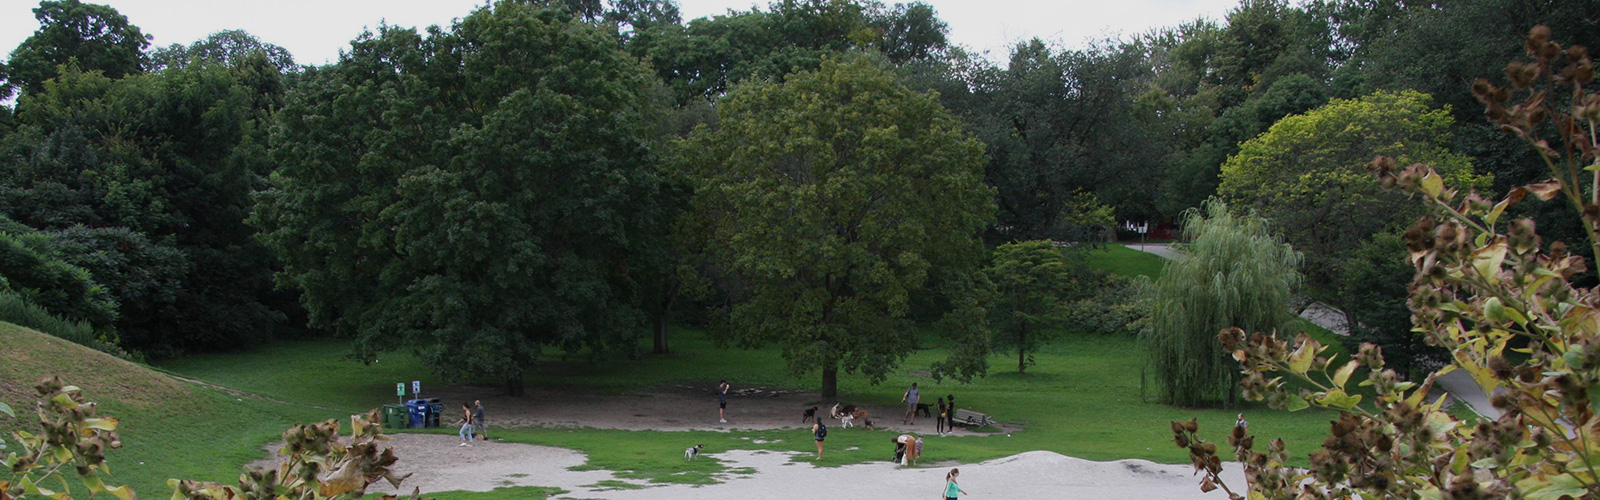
1333;361;1359;389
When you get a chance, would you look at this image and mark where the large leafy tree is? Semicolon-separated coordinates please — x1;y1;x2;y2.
256;1;671;395
147;30;296;72
1144;199;1301;407
680;56;994;401
1218;90;1486;307
0;55;291;355
3;0;150;99
985;240;1081;374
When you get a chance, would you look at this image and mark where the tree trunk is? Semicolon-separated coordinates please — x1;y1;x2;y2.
652;313;670;354
505;375;524;397
821;363;839;404
1018;325;1028;374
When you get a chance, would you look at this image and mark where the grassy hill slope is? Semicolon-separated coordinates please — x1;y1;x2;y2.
1;323;335;497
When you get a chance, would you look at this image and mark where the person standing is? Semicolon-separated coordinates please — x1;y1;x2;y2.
812;421;827;460
1236;413;1247;430
717;380;730;423
935;397;947;435
944;468;968;499
473;400;487;441
457;403;474;447
944;394;956;434
902;382;920;425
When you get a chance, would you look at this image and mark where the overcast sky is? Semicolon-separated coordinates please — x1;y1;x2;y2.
3;0;1241;67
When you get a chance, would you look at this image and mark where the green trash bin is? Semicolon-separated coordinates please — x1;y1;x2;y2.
382;404;408;429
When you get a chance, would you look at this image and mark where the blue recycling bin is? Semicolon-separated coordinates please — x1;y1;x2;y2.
406;399;428;429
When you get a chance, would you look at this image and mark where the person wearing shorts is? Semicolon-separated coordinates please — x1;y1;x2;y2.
902;382;920;425
812;422;826;460
717;380;730;423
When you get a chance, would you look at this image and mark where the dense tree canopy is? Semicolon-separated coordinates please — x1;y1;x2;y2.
255;1;672;394
680;56;994;401
3;0;150;99
1219;90;1486;302
985;240;1080;373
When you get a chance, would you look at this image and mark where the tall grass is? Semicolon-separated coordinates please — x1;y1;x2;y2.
0;289;130;359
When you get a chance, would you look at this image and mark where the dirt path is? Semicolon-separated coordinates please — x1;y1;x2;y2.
423;383;1005;435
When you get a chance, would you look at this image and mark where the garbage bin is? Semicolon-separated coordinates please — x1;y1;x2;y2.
426;398;443;428
406;399;428;429
381;404;408;429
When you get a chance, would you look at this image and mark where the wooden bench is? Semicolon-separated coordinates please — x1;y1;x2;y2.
951;409;996;427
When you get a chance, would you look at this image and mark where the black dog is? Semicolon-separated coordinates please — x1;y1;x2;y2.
915;403;933;418
802;406;819;423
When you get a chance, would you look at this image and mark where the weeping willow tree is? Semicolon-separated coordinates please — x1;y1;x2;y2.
1144;199;1302;407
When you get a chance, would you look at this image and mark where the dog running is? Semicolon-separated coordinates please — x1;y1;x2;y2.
802;406;819;423
684;444;704;461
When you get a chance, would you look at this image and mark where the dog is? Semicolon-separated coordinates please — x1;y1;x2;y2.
802;406;819;423
915;403;933;418
830;404;873;429
684;444;703;461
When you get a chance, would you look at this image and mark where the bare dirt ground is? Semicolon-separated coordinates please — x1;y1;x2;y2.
422;383;1001;435
263;434;1245;499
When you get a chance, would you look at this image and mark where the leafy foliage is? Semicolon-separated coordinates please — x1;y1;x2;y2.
1188;27;1600;499
1143;199;1302;407
256;1;672;394
679;56;994;400
1220;90;1487;301
0;377;135;500
147;29;296;72
2;0;150;99
985;241;1080;373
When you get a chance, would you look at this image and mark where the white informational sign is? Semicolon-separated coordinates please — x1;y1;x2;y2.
412;380;421;395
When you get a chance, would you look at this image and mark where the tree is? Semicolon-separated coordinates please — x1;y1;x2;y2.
147;29;296;72
1143;199;1301;407
3;0;150;99
257;1;671;395
0;57;293;354
1218;90;1487;307
0;225;117;332
985;241;1078;373
679;56;994;401
1186;27;1600;498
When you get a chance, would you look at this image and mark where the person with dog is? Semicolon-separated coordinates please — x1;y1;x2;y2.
473;400;487;441
902;382;920;425
457;403;474;447
935;397;947;434
944;468;968;499
891;434;921;465
811;421;827;460
717;380;730;423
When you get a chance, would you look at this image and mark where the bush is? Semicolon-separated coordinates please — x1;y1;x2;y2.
0;289;129;360
1064;274;1148;336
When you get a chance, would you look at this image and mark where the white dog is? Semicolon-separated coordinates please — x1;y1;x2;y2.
684;444;703;461
831;403;857;428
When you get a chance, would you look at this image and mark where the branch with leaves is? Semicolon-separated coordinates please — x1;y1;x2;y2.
1177;26;1600;499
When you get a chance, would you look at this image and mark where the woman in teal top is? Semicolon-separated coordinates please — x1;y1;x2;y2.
944;468;967;499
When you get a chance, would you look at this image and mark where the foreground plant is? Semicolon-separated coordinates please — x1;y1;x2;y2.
1177;26;1600;499
2;376;421;500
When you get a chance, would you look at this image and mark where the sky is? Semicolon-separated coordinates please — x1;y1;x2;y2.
2;0;1242;67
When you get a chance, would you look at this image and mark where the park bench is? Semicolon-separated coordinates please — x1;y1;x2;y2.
951;409;996;427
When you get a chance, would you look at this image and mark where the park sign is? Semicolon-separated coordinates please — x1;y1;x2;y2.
396;383;404;397
412;380;421;396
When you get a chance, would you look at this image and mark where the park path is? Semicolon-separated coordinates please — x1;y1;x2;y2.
1129;243;1500;420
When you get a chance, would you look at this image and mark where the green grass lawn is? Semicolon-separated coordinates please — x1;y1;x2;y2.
0;323;337;498
1084;243;1167;278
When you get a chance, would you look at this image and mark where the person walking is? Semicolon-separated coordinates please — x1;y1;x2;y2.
902;382;920;425
717;380;730;423
935;397;947;434
812;421;827;460
457;403;474;447
944;468;968;499
473;400;487;441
